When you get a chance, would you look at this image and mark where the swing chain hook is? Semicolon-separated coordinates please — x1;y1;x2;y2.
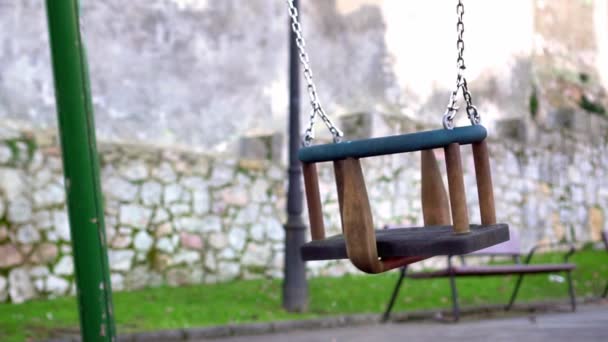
443;0;480;129
286;0;343;146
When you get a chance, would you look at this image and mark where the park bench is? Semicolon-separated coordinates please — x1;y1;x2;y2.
602;229;608;298
382;228;577;322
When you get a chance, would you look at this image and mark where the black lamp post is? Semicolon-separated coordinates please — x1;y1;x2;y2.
283;0;309;312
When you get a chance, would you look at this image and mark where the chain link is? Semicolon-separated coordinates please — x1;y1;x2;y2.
443;0;481;129
286;0;343;146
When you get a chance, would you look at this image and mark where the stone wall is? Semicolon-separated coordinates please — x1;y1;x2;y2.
1;109;607;303
0;125;289;303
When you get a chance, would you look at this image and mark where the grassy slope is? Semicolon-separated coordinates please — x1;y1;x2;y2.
1;250;606;341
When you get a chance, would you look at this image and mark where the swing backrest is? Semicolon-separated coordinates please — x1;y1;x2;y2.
299;125;487;163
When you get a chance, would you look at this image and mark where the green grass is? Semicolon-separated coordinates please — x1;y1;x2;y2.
1;249;607;341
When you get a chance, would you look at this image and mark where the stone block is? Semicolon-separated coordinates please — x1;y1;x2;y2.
120;160;149;181
218;248;236;260
193;190;210;215
589;207;604;241
180;176;207;192
111;234;132;249
238;133;283;162
133;231;153;251
46;275;69;295
9;268;35;303
241;243;271;267
16;225;40;244
108;250;135;272
234;205;259;225
151;163;177;184
152;253;172;271
215;262;240;281
166;267;202;286
250;179;269;203
228;227;247;251
154;222;173;238
0;244;23;268
209;164;235;187
123;266;156;290
7;197;32;224
52;210;71;241
544;108;577;131
29;266;49;278
33;211;52;229
141;181;163;206
174;217;203;233
119;204;152;229
151;208;170;224
33;183;65;208
195;216;224;233
208;232;228;249
30;243;59;264
104;177;139;202
0;275;7;302
250;223;265;241
156;237;176;254
339;112;391;139
111;273;125;291
0;226;7;241
218;186;249;207
164;184;187;204
171;251;200;265
169;203;191;217
494;118;529;142
0;145;11;164
54;256;74;276
0;168;26;198
180;232;203;250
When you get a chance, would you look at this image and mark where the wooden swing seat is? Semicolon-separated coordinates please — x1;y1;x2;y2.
301;224;509;261
300;125;509;274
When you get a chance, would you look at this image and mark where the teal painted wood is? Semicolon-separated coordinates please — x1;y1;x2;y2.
299;125;487;163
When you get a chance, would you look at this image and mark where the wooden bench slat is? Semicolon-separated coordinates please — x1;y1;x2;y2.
408;263;576;278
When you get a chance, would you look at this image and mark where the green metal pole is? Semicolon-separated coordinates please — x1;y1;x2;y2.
45;1;116;341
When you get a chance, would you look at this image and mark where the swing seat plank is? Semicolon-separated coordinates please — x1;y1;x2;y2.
299;125;487;163
301;224;509;261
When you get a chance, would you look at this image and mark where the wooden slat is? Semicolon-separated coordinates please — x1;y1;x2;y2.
302;163;325;240
336;158;383;273
472;140;497;225
421;149;451;226
444;143;470;234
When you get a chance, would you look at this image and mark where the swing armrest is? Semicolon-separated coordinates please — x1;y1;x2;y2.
299;125;487;163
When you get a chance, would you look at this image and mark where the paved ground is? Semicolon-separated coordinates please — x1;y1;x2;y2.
214;303;608;342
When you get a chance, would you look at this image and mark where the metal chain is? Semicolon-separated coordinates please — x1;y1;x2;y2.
286;0;343;146
443;0;481;129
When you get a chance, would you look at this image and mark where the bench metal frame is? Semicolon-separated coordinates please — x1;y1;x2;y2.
382;242;577;322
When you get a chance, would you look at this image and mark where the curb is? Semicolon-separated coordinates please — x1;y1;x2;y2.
45;297;603;341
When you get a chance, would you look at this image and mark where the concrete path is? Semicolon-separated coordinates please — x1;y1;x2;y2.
214;304;608;342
